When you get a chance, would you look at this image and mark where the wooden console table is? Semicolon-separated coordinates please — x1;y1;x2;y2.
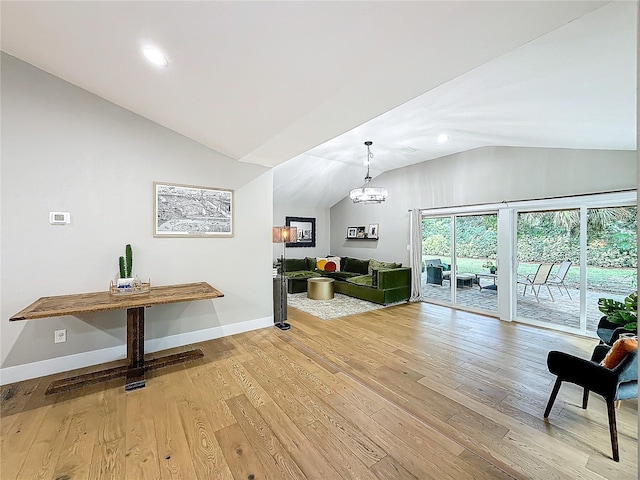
10;282;224;394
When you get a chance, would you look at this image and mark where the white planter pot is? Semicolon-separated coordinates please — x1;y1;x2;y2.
117;277;135;289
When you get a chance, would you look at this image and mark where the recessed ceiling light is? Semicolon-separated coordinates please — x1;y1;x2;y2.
437;134;449;143
142;46;168;67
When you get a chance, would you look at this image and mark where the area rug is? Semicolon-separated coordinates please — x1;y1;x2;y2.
287;292;387;320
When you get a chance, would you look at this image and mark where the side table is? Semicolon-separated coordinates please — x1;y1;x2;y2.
307;278;334;300
476;273;498;291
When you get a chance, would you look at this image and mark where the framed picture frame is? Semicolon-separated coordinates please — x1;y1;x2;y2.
346;227;358;239
368;223;379;239
154;182;234;237
356;226;366;238
285;216;316;247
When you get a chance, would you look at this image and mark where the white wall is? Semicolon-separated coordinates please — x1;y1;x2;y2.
272;204;330;261
1;54;274;380
330;146;637;265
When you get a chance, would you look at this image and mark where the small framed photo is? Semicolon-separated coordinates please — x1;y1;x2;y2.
368;223;379;239
347;227;358;239
356;226;366;238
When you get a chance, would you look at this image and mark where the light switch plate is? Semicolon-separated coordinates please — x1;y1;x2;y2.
54;329;67;343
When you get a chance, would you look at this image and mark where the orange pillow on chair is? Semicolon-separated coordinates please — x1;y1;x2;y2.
600;336;638;369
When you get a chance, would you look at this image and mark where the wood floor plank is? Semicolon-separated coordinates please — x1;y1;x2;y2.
185;365;239;433
13;397;73;480
332;371;389;416
325;393;471;480
294;390;387;468
88;437;126;480
0;379;60;480
0;377;41;437
393;352;464;390
586;451;640;480
257;400;344;479
174;386;233;479
301;419;375;480
225;394;308;480
370;403;466;457
456;450;516;480
446;409;509;443
285;324;364;371
215;422;269;480
373;365;458;423
150;374;200;480
248;344;331;411
332;390;516;480
1;406;49;479
1;301;636;479
51;389;103;480
125;386;162;480
265;344;335;397
412;354;597;468
87;385;127;480
290;306;636;478
243;358;317;430
222;356;272;409
203;362;246;400
369;455;419;480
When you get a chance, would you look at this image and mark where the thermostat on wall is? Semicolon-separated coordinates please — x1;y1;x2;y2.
49;212;70;225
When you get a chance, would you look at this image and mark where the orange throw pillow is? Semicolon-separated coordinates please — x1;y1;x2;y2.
600;336;638;369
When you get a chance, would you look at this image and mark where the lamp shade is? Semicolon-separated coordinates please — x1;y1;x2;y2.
272;226;298;243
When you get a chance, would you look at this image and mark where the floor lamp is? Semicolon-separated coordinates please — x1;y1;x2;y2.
272;226;297;330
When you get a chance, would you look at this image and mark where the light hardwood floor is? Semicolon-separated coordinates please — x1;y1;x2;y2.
1;302;637;479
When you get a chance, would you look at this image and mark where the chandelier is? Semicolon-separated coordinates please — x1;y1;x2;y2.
349;141;388;204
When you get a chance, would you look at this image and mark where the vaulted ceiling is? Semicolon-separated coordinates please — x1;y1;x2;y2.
1;1;636;208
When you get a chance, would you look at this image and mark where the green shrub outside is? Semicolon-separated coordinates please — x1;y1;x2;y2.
421;207;637;293
422;208;637;269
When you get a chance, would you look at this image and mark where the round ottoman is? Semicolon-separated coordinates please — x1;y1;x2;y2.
307;278;334;300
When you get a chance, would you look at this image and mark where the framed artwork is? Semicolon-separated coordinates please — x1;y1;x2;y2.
346;227;358;239
368;223;379;239
356;226;366;238
285;216;316;247
154;182;234;237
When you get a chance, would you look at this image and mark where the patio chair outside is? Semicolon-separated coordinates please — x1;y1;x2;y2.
517;263;555;302
547;260;572;299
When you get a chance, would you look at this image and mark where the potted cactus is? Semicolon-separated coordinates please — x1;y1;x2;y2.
110;244;148;295
117;244;134;289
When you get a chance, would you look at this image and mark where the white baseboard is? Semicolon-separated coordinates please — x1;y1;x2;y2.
0;316;274;386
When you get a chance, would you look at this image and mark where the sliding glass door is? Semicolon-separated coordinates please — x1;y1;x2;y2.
515;204;636;335
420;192;636;338
515;210;580;330
421;217;452;304
454;214;498;314
586;206;637;334
421;213;498;316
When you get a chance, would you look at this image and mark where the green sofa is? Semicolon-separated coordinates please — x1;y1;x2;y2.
279;256;411;305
